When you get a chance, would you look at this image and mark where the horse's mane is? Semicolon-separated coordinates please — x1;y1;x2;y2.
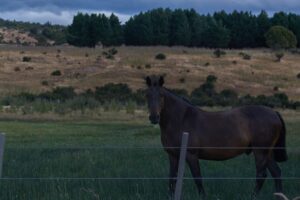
164;88;195;107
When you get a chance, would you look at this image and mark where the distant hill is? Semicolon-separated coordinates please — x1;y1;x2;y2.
0;18;67;46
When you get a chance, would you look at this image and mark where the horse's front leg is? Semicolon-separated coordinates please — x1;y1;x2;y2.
186;153;206;200
168;154;179;199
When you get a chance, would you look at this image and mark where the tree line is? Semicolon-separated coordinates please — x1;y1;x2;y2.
67;8;300;48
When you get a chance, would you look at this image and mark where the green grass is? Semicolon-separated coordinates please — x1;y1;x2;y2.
0;119;299;200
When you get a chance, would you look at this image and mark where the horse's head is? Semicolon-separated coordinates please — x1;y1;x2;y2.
145;75;165;124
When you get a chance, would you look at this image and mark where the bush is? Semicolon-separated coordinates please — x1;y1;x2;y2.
213;49;226;58
145;64;151;69
265;26;297;49
39;87;76;102
239;52;251;60
14;67;21;72
22;56;31;62
41;80;49;86
155;53;166;60
204;62;210;66
125;100;136;114
242;53;251;60
51;70;61;76
206;75;217;83
95;83;133;103
179;77;185;83
275;52;284;62
108;48;118;55
297;73;300;79
215;89;238;106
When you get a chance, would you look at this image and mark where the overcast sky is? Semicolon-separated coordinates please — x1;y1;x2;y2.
0;0;300;25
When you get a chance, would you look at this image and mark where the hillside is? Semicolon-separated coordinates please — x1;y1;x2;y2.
0;45;299;101
0;18;67;46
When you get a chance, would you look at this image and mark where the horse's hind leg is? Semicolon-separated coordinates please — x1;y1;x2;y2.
252;151;268;200
186;153;206;200
267;159;283;193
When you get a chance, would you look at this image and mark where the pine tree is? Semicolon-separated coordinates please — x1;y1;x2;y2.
169;9;191;46
109;14;123;46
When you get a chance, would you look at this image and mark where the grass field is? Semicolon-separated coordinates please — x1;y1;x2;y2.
0;111;299;200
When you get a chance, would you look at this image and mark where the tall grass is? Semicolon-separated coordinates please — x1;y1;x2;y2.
0;119;299;199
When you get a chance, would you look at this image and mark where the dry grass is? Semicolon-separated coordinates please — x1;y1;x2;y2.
0;45;299;100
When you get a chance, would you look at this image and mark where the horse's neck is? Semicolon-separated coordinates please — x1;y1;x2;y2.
159;90;189;129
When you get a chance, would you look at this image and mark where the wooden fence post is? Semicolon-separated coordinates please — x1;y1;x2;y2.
174;132;189;200
0;133;5;178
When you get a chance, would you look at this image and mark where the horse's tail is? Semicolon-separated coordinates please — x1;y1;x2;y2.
274;112;288;162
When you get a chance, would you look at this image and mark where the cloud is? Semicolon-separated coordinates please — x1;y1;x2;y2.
0;9;131;25
0;0;300;25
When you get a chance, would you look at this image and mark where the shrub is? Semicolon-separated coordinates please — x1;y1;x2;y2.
206;75;217;83
95;83;133;103
14;67;20;72
232;60;237;64
216;89;238;106
103;100;122;112
107;54;114;59
213;49;226;58
265;26;297;49
297;73;300;79
242;53;251;60
155;53;166;60
108;48;118;55
25;67;34;70
179;77;185;83
204;62;210;66
145;64;151;69
22;56;31;62
273;86;279;91
51;70;61;76
39;87;76;102
41;80;49;86
290;48;300;54
275;52;284;62
125;100;136;114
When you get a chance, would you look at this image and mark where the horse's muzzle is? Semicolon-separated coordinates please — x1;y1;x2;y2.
149;114;160;124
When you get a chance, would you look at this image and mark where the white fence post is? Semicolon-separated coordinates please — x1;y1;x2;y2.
0;133;5;178
174;132;189;200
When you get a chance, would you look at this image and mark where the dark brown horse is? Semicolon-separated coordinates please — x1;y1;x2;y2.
145;75;287;200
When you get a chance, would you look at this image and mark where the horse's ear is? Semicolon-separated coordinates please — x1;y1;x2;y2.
145;76;151;87
159;76;164;87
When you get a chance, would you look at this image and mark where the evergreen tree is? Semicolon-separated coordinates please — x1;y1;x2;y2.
272;12;289;28
256;10;271;46
109;14;123;45
150;8;171;45
185;9;207;46
67;13;90;47
202;17;230;48
124;12;153;45
169;9;191;46
288;13;300;47
99;14;112;46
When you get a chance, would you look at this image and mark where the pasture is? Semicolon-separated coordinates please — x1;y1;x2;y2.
0;45;299;101
0;110;299;200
